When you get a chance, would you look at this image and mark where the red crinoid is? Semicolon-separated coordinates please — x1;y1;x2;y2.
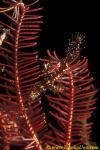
0;0;45;149
42;35;97;148
0;0;97;150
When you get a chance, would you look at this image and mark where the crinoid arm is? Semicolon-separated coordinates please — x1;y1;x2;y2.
0;0;47;149
33;34;96;148
45;35;97;147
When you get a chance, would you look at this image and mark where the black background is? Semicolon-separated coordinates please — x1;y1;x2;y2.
0;0;100;149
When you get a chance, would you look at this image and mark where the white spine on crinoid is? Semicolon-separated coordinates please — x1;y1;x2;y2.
0;28;9;45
